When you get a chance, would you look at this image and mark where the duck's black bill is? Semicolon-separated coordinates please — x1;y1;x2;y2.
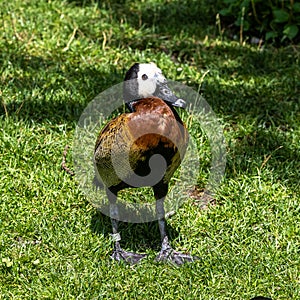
170;97;186;108
156;83;186;109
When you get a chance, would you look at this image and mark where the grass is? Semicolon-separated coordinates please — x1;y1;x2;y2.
1;0;299;299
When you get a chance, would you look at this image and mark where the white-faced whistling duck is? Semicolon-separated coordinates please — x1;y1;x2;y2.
94;63;198;265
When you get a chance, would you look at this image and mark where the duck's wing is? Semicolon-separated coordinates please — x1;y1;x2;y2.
94;114;136;188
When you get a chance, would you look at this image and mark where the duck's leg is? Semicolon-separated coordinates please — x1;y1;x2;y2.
153;183;199;265
107;188;147;264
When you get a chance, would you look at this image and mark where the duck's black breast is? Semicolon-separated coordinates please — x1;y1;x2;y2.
94;97;188;189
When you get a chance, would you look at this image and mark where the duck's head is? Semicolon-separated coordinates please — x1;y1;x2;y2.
123;62;186;111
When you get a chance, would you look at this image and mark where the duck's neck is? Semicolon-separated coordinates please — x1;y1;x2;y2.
131;97;176;118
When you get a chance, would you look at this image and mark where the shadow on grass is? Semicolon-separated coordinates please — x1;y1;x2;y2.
0;48;123;123
67;0;217;37
90;210;180;253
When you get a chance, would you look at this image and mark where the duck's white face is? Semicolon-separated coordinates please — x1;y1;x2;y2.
136;62;167;98
124;62;186;109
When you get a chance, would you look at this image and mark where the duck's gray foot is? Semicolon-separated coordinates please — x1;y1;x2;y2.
155;248;199;265
155;237;199;266
111;247;147;265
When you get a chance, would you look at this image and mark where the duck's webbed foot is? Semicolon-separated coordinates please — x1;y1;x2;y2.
108;197;146;264
111;242;147;265
155;237;199;266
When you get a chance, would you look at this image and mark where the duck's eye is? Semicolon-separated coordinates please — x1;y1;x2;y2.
142;74;148;80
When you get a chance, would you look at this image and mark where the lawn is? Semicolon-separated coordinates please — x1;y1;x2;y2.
0;0;299;299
